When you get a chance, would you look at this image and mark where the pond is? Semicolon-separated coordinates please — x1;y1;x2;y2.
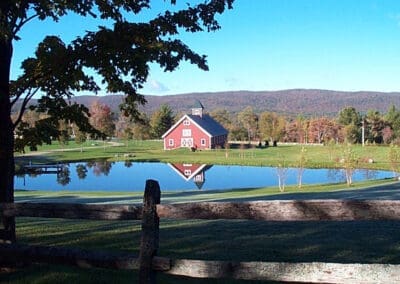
14;161;394;191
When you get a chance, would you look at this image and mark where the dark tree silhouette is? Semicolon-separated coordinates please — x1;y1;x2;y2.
0;0;234;242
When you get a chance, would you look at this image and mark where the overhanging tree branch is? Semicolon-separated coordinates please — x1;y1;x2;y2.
12;87;39;130
1;1;235;237
12;13;39;38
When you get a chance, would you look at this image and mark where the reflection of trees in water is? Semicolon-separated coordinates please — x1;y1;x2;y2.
326;169;345;183
57;167;71;186
76;164;88;180
86;160;113;176
359;169;378;180
124;160;133;168
327;168;379;183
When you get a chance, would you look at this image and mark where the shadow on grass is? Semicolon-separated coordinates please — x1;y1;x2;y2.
3;217;399;283
13;217;400;264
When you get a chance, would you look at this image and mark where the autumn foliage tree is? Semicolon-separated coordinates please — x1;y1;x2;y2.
282;115;310;144
237;106;258;142
210;108;233;131
308;117;341;144
0;0;234;243
259;111;285;144
89;101;115;138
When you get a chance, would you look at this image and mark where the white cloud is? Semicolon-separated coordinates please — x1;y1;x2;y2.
145;79;170;94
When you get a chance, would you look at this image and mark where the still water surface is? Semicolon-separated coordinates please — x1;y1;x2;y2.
15;161;393;191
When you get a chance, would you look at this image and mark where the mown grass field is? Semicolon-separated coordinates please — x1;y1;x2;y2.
5;140;400;283
13;178;397;204
15;139;397;171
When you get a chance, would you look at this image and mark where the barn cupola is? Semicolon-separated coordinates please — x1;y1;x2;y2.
191;100;204;118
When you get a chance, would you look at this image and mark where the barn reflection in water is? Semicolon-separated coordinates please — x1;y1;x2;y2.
168;163;212;190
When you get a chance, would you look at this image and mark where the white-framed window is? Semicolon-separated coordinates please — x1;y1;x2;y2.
182;129;192;137
201;138;206;146
184;169;192;176
183;119;190;126
168;139;174;146
194;174;203;182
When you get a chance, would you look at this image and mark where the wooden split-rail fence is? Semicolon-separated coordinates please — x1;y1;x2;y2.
1;179;400;283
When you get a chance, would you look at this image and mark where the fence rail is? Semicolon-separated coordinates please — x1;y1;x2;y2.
3;200;400;221
1;243;399;283
0;202;143;220
1;180;400;283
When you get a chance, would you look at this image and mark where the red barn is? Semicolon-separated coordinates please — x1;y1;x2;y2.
162;101;228;150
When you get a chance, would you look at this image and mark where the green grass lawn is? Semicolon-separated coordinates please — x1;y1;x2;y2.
13;178;397;204
6;140;400;283
15;140;396;171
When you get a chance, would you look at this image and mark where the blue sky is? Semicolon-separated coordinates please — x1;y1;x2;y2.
11;0;400;95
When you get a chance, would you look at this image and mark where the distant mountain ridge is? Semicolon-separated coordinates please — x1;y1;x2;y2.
16;89;400;117
142;89;400;116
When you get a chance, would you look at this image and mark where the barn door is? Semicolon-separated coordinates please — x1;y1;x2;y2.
181;138;193;147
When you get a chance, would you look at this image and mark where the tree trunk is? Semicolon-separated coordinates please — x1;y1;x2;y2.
0;38;16;243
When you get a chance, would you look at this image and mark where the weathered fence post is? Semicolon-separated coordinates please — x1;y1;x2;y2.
139;179;161;284
0;209;16;244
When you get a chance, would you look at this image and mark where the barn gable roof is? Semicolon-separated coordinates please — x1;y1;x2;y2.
161;114;228;138
187;114;228;136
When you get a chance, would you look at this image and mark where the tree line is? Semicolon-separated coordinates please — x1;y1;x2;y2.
13;102;400;149
210;105;400;145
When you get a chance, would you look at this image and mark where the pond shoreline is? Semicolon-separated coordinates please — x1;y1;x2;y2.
14;161;394;192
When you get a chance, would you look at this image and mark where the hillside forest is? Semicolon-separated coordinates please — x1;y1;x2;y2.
12;99;400;152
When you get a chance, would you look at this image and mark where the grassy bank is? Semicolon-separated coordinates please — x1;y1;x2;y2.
7;141;400;283
14;178;398;204
15;140;396;171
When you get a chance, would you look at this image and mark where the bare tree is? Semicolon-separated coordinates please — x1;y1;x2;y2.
297;147;307;189
340;145;358;186
276;155;288;192
388;144;400;179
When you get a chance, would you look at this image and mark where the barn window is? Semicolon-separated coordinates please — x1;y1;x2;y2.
194;175;203;182
184;169;191;176
182;129;192;137
201;138;206;146
183;119;190;126
168;139;174;146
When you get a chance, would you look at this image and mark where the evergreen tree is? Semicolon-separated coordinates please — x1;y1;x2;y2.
150;104;174;138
